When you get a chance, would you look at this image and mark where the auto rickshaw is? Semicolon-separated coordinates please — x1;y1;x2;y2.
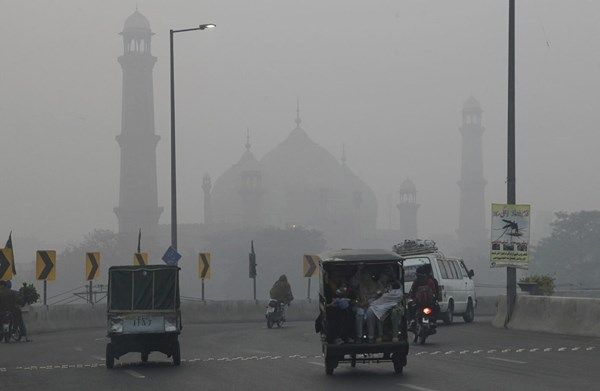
317;249;409;375
105;265;182;368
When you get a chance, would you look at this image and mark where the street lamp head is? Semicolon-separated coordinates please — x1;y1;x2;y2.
199;24;216;30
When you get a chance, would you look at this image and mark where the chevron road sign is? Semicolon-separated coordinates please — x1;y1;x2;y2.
36;250;56;281
85;252;100;281
0;249;12;281
303;255;320;278
198;253;211;280
134;252;148;266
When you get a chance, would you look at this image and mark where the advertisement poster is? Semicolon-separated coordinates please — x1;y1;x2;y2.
490;203;531;269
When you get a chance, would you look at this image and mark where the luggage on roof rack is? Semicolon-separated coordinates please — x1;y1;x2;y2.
392;239;438;256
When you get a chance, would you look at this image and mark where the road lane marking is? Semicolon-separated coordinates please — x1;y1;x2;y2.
307;361;324;367
91;355;105;361
486;357;527;364
74;347;83;352
125;369;146;379
397;384;440;391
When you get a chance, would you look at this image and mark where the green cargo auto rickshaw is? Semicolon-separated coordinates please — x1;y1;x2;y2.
105;265;181;368
317;249;409;375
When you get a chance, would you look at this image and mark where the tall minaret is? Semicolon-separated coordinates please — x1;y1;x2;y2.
457;96;486;251
397;178;419;240
239;129;264;227
202;174;212;225
114;10;162;236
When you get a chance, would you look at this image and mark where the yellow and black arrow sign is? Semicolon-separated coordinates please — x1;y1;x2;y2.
303;254;320;278
0;249;13;281
198;253;211;280
133;252;148;266
85;252;100;281
36;250;56;281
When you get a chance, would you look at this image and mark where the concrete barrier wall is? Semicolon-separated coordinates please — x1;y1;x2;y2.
476;296;499;316
23;300;319;335
493;295;600;337
24;295;501;335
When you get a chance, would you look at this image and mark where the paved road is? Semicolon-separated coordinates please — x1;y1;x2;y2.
1;317;599;391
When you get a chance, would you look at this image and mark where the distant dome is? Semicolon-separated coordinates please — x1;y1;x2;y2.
463;96;481;110
400;178;416;193
123;10;151;33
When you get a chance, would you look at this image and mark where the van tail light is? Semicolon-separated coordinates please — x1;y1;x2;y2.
423;307;432;315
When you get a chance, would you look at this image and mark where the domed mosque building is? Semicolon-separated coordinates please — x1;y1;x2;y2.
207;103;378;247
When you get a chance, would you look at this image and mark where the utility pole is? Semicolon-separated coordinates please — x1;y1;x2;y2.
169;23;216;251
506;0;517;325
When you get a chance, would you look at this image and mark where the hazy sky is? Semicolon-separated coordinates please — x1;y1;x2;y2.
1;0;599;249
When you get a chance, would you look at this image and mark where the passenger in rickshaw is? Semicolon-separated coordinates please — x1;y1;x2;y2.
351;269;396;343
325;282;353;344
365;275;404;343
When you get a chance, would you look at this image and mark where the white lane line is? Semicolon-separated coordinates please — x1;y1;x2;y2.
91;355;105;361
397;384;441;391
486;357;527;364
307;361;324;367
74;347;83;352
125;369;146;379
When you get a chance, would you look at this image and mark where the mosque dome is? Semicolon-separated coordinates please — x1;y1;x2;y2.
123;10;152;33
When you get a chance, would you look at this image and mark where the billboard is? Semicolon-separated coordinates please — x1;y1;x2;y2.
490;203;531;269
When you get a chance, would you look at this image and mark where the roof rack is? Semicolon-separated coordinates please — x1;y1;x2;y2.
392;239;438;256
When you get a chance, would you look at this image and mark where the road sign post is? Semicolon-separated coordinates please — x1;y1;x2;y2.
44;280;47;307
134;252;148;266
89;281;93;306
0;248;13;281
198;253;211;301
303;255;319;303
249;241;257;302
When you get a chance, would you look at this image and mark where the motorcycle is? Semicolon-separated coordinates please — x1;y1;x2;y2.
408;301;437;345
1;311;22;343
265;299;286;329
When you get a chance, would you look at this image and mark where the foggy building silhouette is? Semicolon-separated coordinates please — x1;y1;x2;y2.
202;174;212;225
207;101;377;247
397;178;419;240
114;10;162;236
457;97;487;254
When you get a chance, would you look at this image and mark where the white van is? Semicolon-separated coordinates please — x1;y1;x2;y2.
403;254;476;324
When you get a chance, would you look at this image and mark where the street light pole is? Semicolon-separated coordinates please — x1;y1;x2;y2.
506;0;517;325
169;24;216;251
170;30;177;251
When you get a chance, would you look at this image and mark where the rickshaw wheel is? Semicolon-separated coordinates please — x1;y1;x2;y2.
276;321;283;328
141;352;149;363
325;356;337;375
173;340;181;366
106;343;115;369
392;354;404;374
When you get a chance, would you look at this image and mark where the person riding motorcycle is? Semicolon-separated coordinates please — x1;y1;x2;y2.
270;275;294;305
408;265;439;328
0;280;30;342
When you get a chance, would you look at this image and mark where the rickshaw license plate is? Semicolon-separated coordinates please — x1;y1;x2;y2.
123;315;165;333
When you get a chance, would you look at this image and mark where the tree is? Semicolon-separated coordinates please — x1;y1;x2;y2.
531;211;600;287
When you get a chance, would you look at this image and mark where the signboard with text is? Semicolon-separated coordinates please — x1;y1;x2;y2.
490;203;530;269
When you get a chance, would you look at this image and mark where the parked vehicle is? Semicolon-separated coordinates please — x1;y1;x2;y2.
316;249;409;375
106;265;181;368
265;299;286;329
395;240;476;325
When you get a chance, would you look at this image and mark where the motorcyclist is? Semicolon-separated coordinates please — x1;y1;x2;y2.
270;275;294;305
0;280;30;342
408;265;438;329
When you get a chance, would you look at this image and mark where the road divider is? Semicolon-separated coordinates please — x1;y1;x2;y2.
23;295;500;335
493;294;600;337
